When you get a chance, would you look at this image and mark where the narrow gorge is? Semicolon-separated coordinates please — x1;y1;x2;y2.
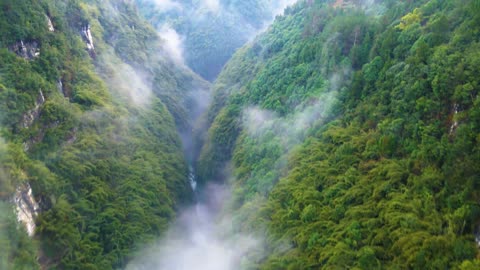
1;0;480;270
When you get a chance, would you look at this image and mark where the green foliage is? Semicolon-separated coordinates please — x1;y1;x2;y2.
0;0;49;46
0;202;40;270
0;0;205;269
396;8;422;31
199;0;480;269
134;0;298;81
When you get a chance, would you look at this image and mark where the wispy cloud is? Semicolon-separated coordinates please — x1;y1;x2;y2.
125;183;264;270
144;0;220;14
243;90;339;150
271;0;298;17
99;50;153;107
240;67;350;196
254;0;299;36
158;25;185;65
149;0;183;12
199;0;221;13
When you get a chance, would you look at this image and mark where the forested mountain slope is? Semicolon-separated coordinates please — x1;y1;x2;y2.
134;0;297;81
0;0;208;269
199;0;480;268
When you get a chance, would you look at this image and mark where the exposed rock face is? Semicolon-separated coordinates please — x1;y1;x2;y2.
10;40;40;60
57;79;64;95
14;183;40;237
21;90;46;152
450;103;459;134
81;24;95;53
21;90;45;129
188;166;197;191
46;15;55;32
56;78;73;98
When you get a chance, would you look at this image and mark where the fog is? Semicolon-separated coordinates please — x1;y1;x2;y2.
179;87;212;163
270;0;299;19
239;66;351;198
150;0;182;12
201;0;221;12
125;183;263;270
125;68;349;270
158;25;186;65
123;2;310;270
243;80;346;151
98;50;154;107
137;0;299;79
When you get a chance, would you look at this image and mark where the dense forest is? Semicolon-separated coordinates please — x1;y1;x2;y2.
2;0;480;269
198;0;480;269
0;0;208;269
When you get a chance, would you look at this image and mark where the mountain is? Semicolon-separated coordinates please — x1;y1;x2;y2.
2;0;480;269
0;0;208;269
198;0;480;268
133;0;297;81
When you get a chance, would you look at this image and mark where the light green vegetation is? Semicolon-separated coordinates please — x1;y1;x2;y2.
0;0;208;269
199;0;480;268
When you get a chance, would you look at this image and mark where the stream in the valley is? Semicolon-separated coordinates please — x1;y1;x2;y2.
126;165;259;270
125;2;303;268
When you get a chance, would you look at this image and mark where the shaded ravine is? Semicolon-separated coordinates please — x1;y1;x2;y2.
126;108;262;270
125;77;263;269
124;8;308;270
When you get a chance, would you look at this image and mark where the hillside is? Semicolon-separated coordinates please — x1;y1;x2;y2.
2;0;480;269
134;0;297;81
0;0;208;269
198;0;480;268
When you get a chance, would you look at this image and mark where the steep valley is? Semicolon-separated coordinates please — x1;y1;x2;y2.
0;0;208;268
1;0;480;270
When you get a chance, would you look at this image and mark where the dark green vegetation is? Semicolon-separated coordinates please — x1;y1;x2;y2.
199;0;480;268
134;0;292;81
3;0;480;269
0;0;207;269
0;201;39;270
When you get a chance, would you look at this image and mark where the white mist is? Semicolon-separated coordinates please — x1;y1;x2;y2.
125;183;260;270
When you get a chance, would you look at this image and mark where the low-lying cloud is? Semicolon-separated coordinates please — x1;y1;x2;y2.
150;0;182;12
201;0;221;13
271;0;298;17
145;0;220;13
240;67;351;196
0;137;14;198
179;87;212;162
158;25;185;65
243;91;339;149
125;183;263;270
99;50;153;107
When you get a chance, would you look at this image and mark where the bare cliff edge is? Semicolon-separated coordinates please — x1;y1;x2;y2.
0;0;209;269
